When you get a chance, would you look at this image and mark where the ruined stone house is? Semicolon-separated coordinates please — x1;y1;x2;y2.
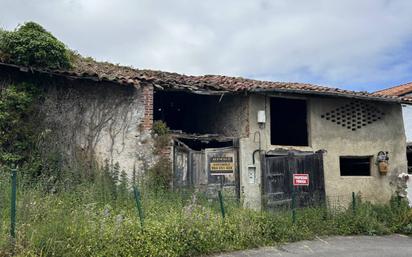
0;59;410;210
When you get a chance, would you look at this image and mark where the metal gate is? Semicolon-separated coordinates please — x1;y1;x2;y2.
262;151;325;209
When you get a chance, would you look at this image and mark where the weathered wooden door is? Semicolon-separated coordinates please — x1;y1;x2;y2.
262;152;325;209
173;145;239;199
173;146;204;189
173;146;190;188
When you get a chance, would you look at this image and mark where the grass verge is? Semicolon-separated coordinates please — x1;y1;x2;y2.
0;176;411;257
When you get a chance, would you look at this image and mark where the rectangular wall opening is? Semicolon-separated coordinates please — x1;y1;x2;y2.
407;149;412;174
270;97;308;146
153;90;246;136
176;138;233;151
340;156;371;176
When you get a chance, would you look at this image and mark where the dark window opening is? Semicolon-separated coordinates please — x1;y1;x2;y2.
340;156;371;176
407;149;412;174
176;138;232;151
270;97;308;146
153;90;233;135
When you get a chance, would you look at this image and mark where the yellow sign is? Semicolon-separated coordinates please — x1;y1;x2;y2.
210;157;234;174
210;162;234;171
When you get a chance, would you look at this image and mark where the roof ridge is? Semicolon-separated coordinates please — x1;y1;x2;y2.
1;60;411;104
375;82;412;96
375;81;412;93
71;55;345;90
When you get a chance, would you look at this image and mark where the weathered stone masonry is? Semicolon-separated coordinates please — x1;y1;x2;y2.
0;67;157;177
142;85;154;132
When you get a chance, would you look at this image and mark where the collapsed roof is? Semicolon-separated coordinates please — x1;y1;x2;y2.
0;56;411;103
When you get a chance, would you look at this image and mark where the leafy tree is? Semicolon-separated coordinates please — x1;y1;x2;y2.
0;21;71;69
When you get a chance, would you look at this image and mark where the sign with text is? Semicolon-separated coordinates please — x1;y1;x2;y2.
210;156;234;175
293;174;309;186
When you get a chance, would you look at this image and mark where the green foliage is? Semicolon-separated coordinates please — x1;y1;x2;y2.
152;120;171;155
0;83;40;165
152;120;170;136
1;182;411;257
98;160;127;202
147;157;172;191
0;28;7;61
150;121;172;191
0;21;71;69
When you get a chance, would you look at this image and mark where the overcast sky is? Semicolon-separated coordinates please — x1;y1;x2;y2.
2;0;412;91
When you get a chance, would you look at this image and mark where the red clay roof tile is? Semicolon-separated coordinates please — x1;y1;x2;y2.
1;57;411;104
374;82;412;97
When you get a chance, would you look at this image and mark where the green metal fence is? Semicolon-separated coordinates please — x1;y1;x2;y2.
0;169;407;250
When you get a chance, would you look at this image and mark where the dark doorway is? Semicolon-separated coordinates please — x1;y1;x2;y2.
178;138;232;151
407;149;412;174
262;152;325;209
270;97;308;146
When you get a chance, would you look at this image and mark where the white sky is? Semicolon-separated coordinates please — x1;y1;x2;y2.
2;0;412;91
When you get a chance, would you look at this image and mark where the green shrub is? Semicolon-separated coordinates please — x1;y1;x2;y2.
1;171;411;257
0;21;71;69
1;185;412;257
152;120;170;136
152;120;172;155
0;83;40;166
0;28;8;61
147;157;172;191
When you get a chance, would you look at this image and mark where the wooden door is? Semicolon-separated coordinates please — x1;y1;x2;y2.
262;152;325;209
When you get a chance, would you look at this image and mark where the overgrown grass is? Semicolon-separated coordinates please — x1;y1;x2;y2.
0;173;411;257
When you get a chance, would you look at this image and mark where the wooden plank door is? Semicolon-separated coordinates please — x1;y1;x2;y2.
262;152;325;209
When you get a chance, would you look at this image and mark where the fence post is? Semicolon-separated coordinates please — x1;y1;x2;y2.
133;185;144;228
218;190;225;220
291;190;296;224
352;192;356;215
10;166;17;239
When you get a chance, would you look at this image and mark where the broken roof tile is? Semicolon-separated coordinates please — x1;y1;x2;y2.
0;56;411;103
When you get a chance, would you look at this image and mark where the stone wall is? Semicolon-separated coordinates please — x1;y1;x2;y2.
40;81;155;177
195;94;249;137
0;67;156;178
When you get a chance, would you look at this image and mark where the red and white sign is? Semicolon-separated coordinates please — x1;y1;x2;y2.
293;174;309;186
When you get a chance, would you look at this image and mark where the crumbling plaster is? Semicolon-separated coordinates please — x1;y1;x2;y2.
196;94;249;137
39;81;156;176
0;67;156;177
